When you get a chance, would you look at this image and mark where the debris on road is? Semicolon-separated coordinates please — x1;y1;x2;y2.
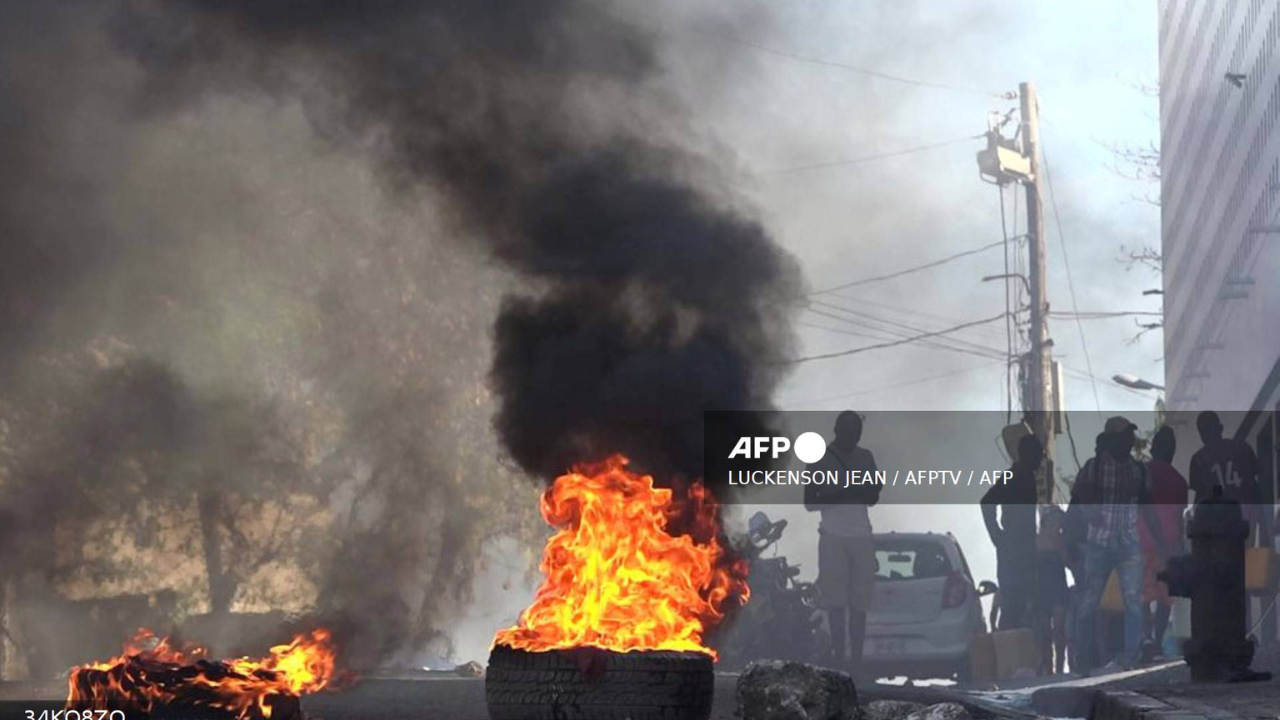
902;702;971;720
737;660;860;720
864;700;926;720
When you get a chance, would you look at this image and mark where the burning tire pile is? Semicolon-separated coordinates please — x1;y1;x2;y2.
486;456;746;720
64;628;338;720
486;646;713;720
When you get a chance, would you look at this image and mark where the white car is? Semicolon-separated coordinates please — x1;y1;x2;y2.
863;532;985;681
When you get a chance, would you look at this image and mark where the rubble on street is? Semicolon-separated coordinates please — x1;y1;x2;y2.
737;660;860;720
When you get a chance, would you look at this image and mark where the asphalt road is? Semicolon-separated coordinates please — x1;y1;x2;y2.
303;675;744;720
0;676;745;720
0;673;1037;720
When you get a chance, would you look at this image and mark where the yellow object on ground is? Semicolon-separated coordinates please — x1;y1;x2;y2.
968;633;997;682
993;628;1039;680
968;628;1040;681
1246;547;1274;591
1100;570;1123;613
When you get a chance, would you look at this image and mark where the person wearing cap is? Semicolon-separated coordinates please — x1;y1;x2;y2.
1068;416;1166;674
1061;431;1109;673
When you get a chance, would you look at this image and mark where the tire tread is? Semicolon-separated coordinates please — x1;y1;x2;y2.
486;646;713;720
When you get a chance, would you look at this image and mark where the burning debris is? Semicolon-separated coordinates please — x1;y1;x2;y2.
67;628;339;720
0;0;799;684
487;456;744;720
492;455;747;658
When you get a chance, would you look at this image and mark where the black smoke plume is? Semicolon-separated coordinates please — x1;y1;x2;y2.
107;0;802;482
0;0;799;668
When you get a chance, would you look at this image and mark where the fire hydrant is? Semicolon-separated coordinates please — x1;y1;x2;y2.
1160;490;1269;682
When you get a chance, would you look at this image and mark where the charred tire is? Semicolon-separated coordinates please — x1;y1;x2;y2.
486;645;714;720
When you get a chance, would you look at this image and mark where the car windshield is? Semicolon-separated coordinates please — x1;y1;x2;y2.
873;539;953;581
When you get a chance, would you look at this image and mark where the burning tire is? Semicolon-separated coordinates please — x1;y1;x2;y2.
485;645;714;720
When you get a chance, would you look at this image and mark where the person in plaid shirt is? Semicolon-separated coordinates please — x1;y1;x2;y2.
1069;416;1168;675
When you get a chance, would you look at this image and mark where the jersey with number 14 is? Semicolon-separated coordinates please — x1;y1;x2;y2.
1189;437;1261;508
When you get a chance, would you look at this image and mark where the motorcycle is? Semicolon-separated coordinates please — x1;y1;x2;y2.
718;512;829;668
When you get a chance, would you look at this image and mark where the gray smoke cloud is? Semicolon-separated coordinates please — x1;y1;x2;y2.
103;0;802;481
0;0;800;671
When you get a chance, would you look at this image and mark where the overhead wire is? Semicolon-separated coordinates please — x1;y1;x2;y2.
808;237;1008;295
800;313;1005;362
681;25;1005;98
1063;410;1084;472
797;310;955;349
812;303;1013;357
797;320;897;343
809;296;1011;347
1050;311;1163;319
623;12;1144;415
790;312;1012;365
999;184;1014;422
758;136;983;176
1041;130;1102;414
826;291;1011;340
799;312;1008;363
804;300;1012;360
785;361;1006;408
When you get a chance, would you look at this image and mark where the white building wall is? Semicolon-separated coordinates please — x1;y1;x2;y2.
1160;0;1280;414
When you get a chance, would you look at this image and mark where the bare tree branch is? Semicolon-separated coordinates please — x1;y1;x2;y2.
1119;244;1163;274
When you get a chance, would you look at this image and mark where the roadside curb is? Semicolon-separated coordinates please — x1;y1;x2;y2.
1093;691;1227;720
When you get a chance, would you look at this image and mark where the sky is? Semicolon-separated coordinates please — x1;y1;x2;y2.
449;0;1167;662
0;0;1174;671
652;0;1165;592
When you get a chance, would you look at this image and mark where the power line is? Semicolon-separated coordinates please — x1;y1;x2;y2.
808;237;1008;295
809;297;1008;346
758;135;982;176
790;312;1011;365
800;305;1012;361
1050;310;1163;319
797;318;920;346
797;312;1138;401
1041;137;1102;414
800;307;1007;362
685;26;1003;97
805;300;1011;359
785;361;1005;408
999;184;1014;422
1063;409;1083;472
814;296;1012;352
827;291;1012;337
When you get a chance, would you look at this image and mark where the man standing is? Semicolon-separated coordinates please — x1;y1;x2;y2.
1190;411;1266;541
981;434;1042;630
1037;503;1069;674
805;411;882;676
1139;426;1187;655
1070;416;1165;674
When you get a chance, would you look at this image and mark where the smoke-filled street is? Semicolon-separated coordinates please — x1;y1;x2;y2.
3;1;1280;720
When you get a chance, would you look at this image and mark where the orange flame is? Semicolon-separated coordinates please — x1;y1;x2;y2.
67;628;339;719
493;454;747;659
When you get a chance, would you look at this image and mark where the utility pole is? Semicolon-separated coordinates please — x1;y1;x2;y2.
976;81;1057;501
1020;81;1056;502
